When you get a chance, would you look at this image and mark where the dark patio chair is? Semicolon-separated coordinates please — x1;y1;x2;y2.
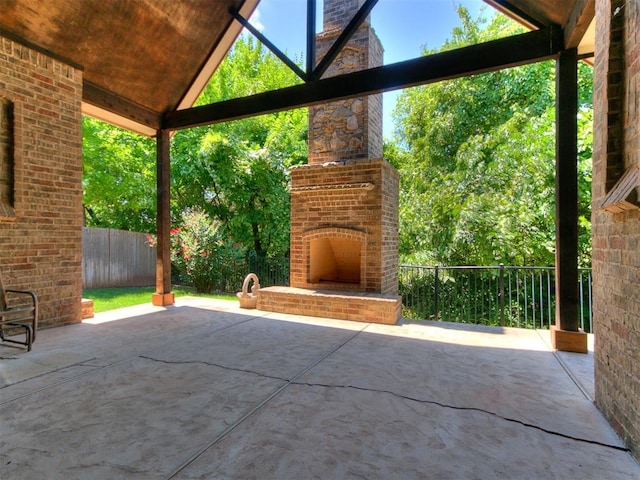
0;270;38;351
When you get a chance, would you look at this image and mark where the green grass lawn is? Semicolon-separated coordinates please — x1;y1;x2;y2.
82;286;236;313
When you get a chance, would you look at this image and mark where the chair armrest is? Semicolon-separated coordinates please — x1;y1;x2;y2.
6;289;37;310
6;289;38;303
3;289;38;344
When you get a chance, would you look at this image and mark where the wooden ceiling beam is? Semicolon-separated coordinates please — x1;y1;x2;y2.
563;0;595;49
83;82;162;132
306;0;317;76
230;7;307;81
163;26;563;131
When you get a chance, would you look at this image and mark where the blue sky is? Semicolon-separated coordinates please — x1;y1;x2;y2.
247;0;490;138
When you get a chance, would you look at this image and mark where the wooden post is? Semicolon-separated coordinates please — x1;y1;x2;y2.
552;47;586;353
152;129;174;306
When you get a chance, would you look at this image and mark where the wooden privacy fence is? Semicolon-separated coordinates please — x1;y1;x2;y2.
82;228;156;288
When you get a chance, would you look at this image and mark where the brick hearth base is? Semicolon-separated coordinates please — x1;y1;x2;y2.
257;286;401;325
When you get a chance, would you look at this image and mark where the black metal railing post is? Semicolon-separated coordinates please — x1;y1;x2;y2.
499;263;505;326
434;265;439;321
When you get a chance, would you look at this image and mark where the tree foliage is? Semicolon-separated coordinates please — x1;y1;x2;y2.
83;36;307;258
82;118;156;232
167;208;245;293
82;13;594;272
392;8;593;267
170;36;307;257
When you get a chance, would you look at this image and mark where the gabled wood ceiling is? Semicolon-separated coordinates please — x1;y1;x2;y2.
0;0;593;137
0;0;259;135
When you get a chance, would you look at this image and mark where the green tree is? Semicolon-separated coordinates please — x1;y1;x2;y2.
171;36;307;257
393;7;593;267
82;117;156;232
83;35;308;258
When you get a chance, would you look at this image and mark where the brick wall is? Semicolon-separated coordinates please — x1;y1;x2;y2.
0;35;83;329
380;159;399;294
323;0;368;32
592;0;640;459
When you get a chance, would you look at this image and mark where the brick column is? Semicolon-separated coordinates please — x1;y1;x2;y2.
593;0;640;460
0;36;83;327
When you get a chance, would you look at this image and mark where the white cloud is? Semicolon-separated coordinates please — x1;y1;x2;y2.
249;8;265;33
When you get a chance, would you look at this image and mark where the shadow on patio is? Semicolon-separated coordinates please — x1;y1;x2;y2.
1;297;638;479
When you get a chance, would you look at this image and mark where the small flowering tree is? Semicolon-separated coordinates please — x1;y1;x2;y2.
169;208;244;293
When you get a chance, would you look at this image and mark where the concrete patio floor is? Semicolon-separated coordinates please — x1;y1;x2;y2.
1;297;638;479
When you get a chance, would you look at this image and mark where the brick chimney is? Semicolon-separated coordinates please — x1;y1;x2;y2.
287;0;399;297
258;0;400;325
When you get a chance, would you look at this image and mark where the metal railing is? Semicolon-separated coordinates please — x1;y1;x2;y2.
398;265;593;332
247;256;290;288
203;258;592;332
199;256;290;294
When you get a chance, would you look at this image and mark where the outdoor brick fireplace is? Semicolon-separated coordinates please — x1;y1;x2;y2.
257;0;401;324
289;158;399;295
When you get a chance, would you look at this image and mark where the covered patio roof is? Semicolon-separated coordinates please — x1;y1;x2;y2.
0;0;596;351
0;0;259;136
0;0;594;136
1;298;637;478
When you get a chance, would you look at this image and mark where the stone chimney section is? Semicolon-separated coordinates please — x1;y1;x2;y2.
308;0;383;164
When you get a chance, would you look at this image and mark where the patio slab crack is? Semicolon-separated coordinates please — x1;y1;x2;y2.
163;323;370;480
138;355;289;382
290;380;631;453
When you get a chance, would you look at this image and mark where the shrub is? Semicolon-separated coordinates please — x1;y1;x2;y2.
170;209;245;293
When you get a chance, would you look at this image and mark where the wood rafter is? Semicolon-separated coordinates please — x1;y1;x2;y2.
230;0;379;82
164;26;563;131
563;0;595;50
310;0;379;80
229;0;378;81
230;7;308;80
83;82;162;131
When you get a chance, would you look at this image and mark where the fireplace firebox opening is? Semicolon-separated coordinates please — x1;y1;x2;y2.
309;237;361;285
